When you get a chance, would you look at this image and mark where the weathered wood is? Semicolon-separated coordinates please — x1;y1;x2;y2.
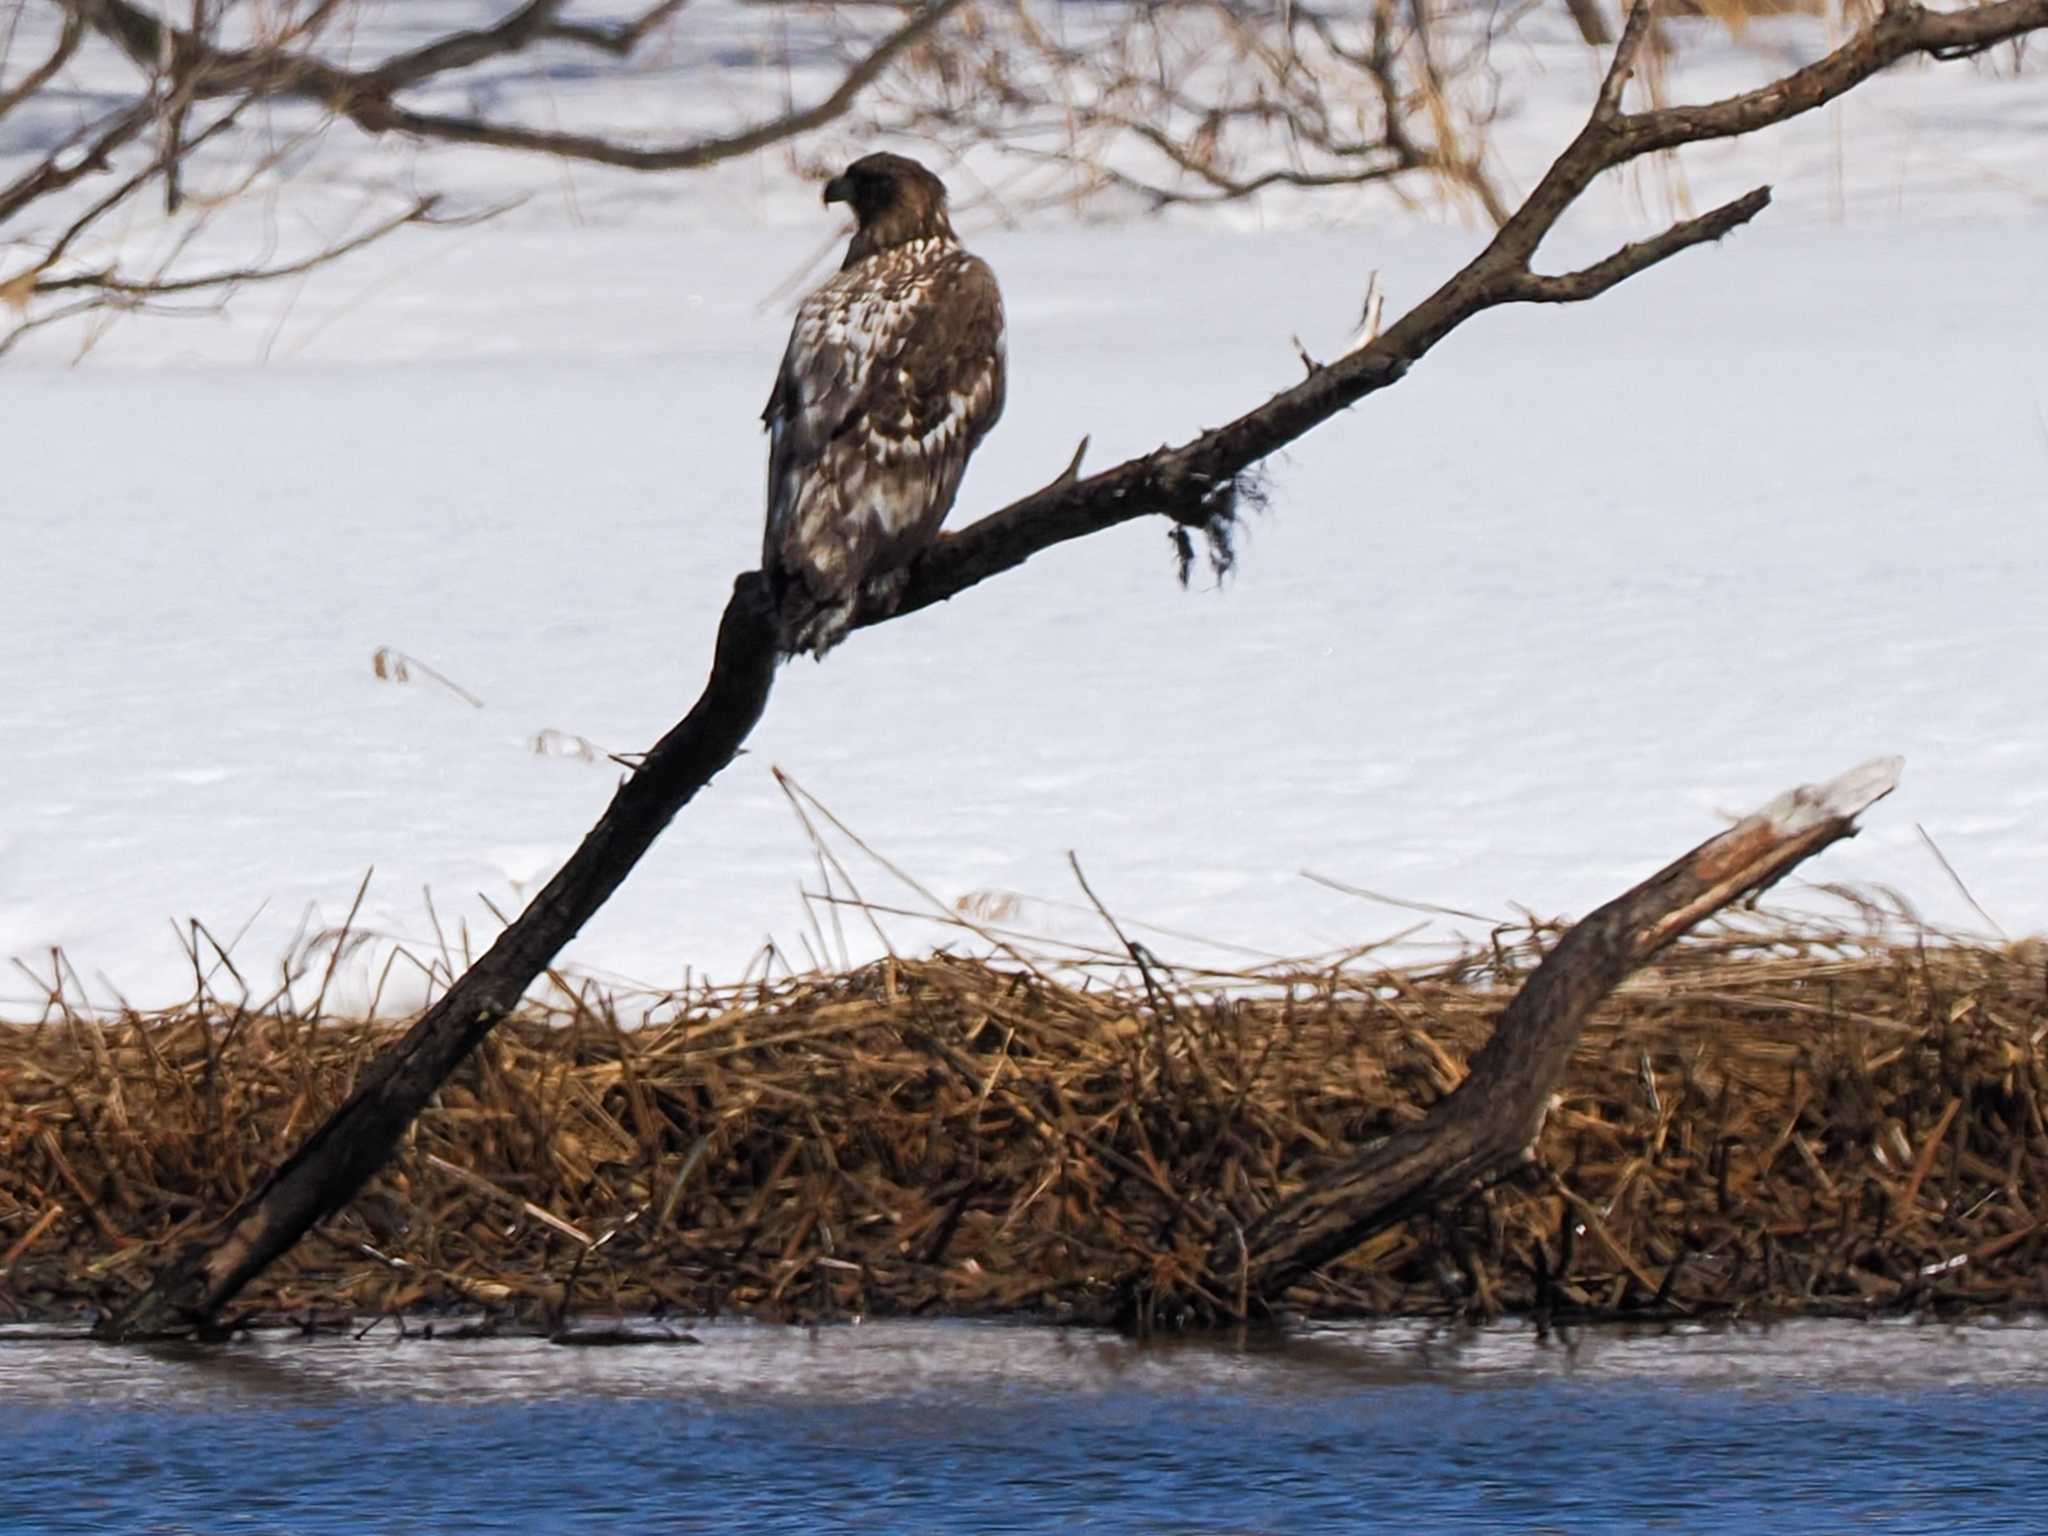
1202;758;1902;1320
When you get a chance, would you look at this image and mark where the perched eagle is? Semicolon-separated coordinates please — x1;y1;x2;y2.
762;153;1007;657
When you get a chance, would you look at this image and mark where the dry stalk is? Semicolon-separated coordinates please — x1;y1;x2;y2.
6;913;2046;1330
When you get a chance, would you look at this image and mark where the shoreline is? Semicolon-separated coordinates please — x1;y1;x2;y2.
6;930;2045;1333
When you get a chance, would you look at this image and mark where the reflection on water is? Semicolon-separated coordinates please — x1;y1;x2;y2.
5;1317;2048;1533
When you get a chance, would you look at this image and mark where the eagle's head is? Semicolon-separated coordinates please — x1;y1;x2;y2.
825;153;955;264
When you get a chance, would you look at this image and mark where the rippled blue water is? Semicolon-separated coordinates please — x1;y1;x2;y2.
5;1318;2048;1533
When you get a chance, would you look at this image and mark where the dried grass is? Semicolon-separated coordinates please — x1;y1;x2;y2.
3;913;2045;1332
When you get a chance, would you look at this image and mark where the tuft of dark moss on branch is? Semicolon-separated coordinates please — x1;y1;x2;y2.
1169;469;1267;586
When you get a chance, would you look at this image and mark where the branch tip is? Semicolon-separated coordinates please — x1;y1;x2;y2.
1344;272;1386;356
1753;757;1903;837
1508;184;1772;304
1050;435;1090;491
1598;0;1662;118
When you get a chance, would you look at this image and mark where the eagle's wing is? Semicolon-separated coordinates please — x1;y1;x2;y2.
762;280;880;559
762;251;1005;650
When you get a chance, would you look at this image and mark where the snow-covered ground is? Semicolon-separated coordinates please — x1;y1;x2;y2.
3;8;2046;1013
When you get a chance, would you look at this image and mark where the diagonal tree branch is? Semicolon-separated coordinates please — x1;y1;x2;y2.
355;0;969;168
15;101;252;282
542;0;693;58
96;580;783;1339
1622;0;2048;155
28;195;443;298
0;5;82;122
0;97;155;227
360;0;570;85
0;52;453;356
94;0;2048;1341
1500;185;1773;304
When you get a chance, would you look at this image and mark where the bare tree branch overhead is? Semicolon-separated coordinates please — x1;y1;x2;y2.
875;0;1515;222
9;0;2022;358
0;0;1625;357
91;0;2048;1342
0;5;82;123
0;0;969;352
53;0;971;168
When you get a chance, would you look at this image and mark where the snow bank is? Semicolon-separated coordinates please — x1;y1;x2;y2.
2;9;2044;1012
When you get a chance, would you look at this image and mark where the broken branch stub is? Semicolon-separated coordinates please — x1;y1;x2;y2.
1180;757;1900;1324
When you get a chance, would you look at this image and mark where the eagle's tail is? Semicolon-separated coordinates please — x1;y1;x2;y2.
769;568;909;661
780;598;855;660
765;565;852;660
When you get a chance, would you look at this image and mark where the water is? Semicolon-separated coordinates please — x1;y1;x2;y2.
5;1317;2048;1533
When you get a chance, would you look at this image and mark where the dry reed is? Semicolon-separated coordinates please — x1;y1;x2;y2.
3;914;2045;1333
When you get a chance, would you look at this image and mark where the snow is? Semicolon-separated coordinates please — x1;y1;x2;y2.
3;9;2046;1014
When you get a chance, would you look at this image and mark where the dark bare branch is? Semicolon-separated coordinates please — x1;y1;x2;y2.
0;296;106;361
1595;0;1662;120
35;0;1516;234
100;577;782;1340
361;0;967;168
0;98;154;226
0;6;82;122
544;0;692;57
5;0;962;352
0;10;459;354
1621;0;2048;156
902;0;1515;226
1503;185;1772;303
361;0;568;85
1079;152;1416;213
25;102;249;280
31;195;440;297
64;0;970;172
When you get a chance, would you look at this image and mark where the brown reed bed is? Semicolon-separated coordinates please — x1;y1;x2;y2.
3;914;2046;1333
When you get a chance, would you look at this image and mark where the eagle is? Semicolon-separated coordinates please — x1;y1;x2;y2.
762;153;1007;658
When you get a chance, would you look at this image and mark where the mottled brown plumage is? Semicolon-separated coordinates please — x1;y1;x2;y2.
762;153;1007;657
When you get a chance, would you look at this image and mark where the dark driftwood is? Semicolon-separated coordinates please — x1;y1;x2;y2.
1193;759;1901;1323
98;0;2048;1340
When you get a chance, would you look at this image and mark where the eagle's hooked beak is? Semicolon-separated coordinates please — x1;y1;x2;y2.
822;173;854;207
